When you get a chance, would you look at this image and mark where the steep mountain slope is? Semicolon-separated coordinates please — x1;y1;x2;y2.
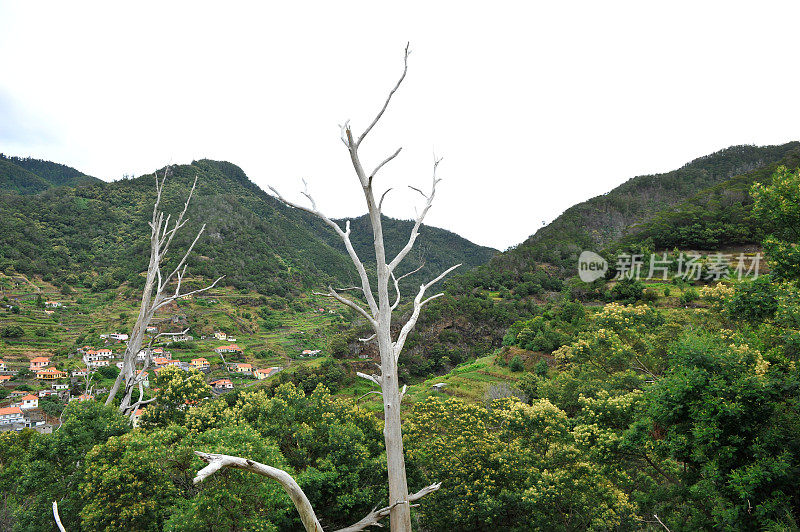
488;142;800;276
0;154;100;193
398;142;800;375
0;158;495;296
317;214;496;294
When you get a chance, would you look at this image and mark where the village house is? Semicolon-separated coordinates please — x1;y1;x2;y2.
254;368;274;380
191;358;210;370
19;394;39;409
37;367;67;380
136;370;149;387
109;333;129;341
0;359;7;372
145;326;158;334
29;357;50;370
52;383;69;391
213;331;227;340
152;357;170;367
132;407;145;428
226;337;237;342
0;406;24;428
44;301;61;308
214;344;243;354
301;349;321;357
73;394;94;402
0;375;12;383
231;363;252;374
72;368;90;377
44;310;54;315
38;389;58;398
210;378;234;390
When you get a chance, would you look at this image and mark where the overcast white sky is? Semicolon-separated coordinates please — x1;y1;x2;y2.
2;2;799;249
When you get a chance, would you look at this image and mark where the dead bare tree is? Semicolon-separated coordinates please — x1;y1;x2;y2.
106;168;223;415
194;44;456;531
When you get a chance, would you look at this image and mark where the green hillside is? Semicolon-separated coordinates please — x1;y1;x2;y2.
398;142;800;373
0;158;495;297
0;154;100;193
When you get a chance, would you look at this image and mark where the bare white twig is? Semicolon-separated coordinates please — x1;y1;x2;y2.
394;263;461;361
355;43;410;149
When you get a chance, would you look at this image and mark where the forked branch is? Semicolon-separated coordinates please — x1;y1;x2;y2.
192;451;440;532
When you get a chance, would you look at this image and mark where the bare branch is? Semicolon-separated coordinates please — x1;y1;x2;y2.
334;482;441;532
654;515;672;532
359;333;377;343
270;185;378;316
355;42;410;148
394;263;460;361
194;452;323;532
369;147;402;183
387;157;442;274
153;275;224;312
378;188;393;212
52;501;66;532
314;286;377;328
356;371;382;388
390;263;425;311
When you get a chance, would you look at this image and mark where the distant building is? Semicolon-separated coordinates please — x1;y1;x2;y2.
20;394;39;409
52;383;69;390
0;359;6;371
0;375;12;383
301;349;321;357
215;344;243;354
44;301;62;308
226;337;237;343
254;368;274;380
231;363;252;374
132;408;146;428
72;368;90;377
109;333;129;341
37;367;67;380
213;332;227;340
0;406;24;427
210;378;234;390
29;357;50;370
191;358;210;370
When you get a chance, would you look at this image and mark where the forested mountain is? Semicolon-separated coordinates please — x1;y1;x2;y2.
0;154;100;194
500;142;800;273
0;157;495;295
401;142;800;371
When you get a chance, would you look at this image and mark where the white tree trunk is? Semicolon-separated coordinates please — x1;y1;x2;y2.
106;169;222;414
269;44;458;531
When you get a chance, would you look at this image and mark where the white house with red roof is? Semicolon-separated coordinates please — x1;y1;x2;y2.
215;344;242;354
29;357;50;370
20;394;39;409
210;378;234;390
0;406;24;426
0;359;6;372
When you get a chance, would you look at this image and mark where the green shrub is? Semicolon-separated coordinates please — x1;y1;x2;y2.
509;355;524;372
